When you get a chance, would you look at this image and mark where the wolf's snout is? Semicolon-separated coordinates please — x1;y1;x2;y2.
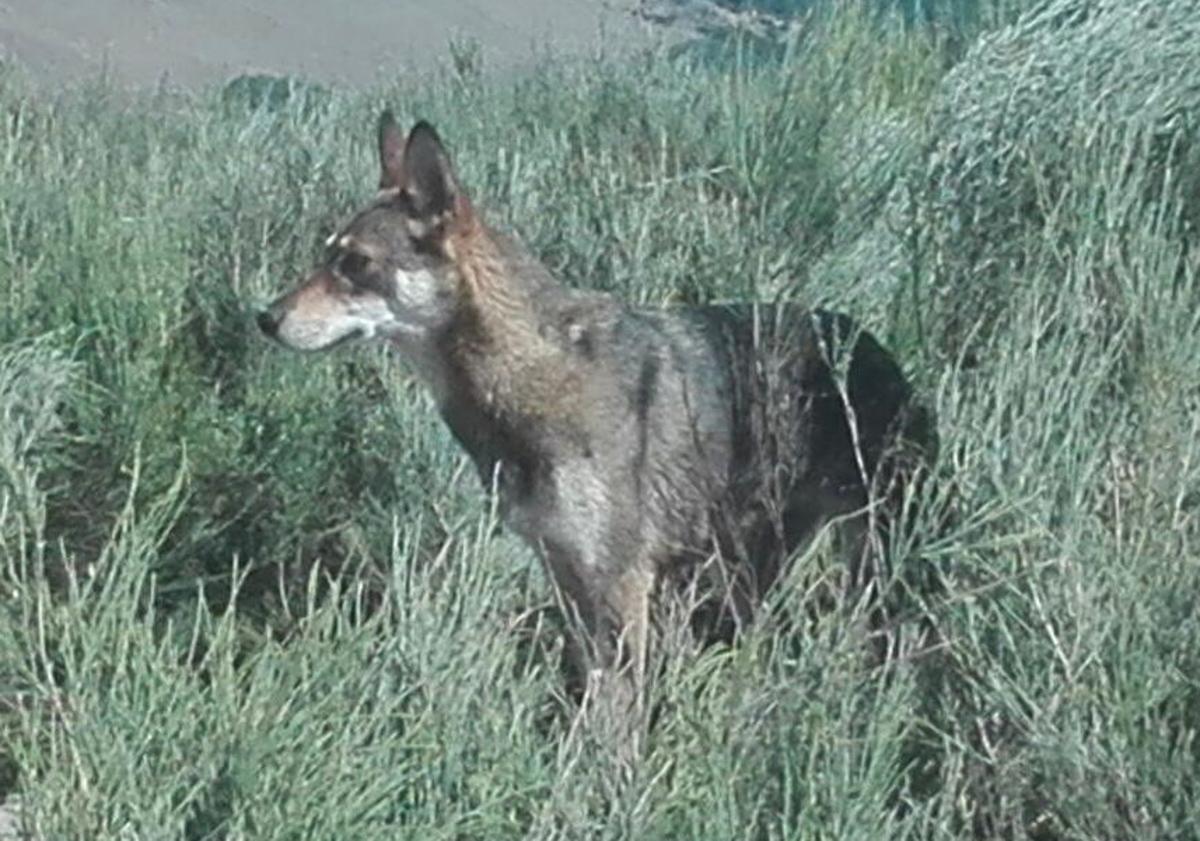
256;306;282;338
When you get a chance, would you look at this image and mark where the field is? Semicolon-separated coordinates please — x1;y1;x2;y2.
1;0;1199;837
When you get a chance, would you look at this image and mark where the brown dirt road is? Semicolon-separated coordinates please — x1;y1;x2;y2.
0;0;677;90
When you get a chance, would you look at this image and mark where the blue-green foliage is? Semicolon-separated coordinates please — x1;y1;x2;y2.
715;0;1022;27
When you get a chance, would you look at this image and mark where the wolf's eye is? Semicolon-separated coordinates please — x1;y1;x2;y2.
338;251;370;277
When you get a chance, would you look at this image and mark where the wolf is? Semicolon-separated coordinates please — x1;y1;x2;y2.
257;112;935;697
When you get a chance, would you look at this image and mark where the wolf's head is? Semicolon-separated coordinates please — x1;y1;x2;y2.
257;112;474;352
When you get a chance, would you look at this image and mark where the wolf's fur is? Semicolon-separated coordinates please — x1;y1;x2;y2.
258;113;935;692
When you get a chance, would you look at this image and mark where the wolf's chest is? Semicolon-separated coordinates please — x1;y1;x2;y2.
494;455;614;568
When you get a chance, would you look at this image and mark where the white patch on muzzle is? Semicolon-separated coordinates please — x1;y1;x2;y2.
274;299;392;350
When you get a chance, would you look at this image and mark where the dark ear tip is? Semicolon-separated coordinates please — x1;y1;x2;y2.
378;109;398;132
407;120;443;148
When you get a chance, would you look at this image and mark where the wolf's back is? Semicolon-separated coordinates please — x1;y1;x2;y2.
664;303;932;495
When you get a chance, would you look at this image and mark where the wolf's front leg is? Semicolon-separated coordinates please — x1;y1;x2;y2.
541;546;653;757
570;563;656;764
605;564;655;693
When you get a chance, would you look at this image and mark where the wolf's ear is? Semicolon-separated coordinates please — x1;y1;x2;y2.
401;121;466;226
378;109;406;190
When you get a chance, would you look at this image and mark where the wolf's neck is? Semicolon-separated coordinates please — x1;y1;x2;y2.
427;227;585;472
432;324;566;496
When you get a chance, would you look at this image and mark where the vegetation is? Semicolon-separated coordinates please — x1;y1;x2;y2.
1;0;1197;836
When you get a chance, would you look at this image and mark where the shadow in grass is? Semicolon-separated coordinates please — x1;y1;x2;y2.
221;74;331;120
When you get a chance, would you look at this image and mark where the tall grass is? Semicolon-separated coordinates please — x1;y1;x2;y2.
1;0;1198;837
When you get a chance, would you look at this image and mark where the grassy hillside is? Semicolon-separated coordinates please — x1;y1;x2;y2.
1;0;1198;837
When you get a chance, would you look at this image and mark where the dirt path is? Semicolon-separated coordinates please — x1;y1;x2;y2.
0;0;669;90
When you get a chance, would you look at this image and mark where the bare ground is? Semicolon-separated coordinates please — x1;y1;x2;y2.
0;0;675;89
